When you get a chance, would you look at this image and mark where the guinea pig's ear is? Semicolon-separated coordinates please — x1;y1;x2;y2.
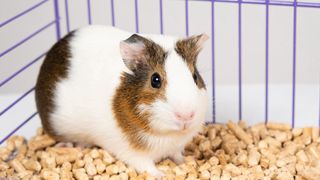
194;33;209;52
185;33;209;54
176;33;209;61
120;34;148;71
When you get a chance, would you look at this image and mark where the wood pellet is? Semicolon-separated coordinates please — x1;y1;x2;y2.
1;121;320;180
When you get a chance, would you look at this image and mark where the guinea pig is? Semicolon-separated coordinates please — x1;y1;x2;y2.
35;25;208;178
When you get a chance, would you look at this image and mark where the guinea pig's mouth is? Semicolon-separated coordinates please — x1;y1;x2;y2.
174;121;192;131
149;122;191;136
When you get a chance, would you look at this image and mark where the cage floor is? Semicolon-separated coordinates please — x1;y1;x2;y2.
1;121;319;179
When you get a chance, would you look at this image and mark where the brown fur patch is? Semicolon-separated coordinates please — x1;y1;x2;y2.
35;32;74;140
175;35;206;89
113;37;168;151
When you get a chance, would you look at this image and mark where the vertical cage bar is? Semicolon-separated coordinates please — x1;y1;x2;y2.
160;0;164;34
185;0;189;36
87;0;92;24
111;0;115;26
265;0;269;124
238;0;242;121
53;0;61;40
135;0;139;33
211;0;216;123
292;0;297;128
319;82;320;127
65;0;70;32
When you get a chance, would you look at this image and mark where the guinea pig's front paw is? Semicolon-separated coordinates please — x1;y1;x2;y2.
141;165;165;179
170;151;184;165
125;156;164;179
149;169;165;180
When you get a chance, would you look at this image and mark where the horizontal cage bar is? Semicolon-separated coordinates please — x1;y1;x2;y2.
0;87;35;117
0;0;49;28
190;0;320;8
0;52;46;88
0;112;38;144
0;20;56;58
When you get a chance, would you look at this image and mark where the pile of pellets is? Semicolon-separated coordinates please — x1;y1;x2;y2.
1;121;320;180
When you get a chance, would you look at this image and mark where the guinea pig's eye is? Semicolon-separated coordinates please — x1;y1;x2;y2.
151;73;161;88
193;73;198;83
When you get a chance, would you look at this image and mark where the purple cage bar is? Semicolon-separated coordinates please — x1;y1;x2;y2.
265;0;269;124
238;0;242;121
53;0;61;40
65;0;71;33
135;0;140;33
292;0;298;128
87;0;92;25
111;0;116;27
160;0;164;34
1;0;320;144
0;0;49;28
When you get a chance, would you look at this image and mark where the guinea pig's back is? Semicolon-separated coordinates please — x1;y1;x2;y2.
36;26;130;142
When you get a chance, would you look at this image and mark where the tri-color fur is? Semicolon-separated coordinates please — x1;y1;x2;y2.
35;26;208;177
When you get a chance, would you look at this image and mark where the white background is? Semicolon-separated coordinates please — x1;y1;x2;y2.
0;0;320;142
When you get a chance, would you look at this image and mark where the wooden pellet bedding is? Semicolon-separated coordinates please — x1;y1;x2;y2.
1;121;320;180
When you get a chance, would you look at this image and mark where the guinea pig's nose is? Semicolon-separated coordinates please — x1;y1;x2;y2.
175;111;195;121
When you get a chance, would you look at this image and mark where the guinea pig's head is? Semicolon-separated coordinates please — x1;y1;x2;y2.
117;33;208;134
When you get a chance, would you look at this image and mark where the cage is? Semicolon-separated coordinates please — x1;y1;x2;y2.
1;0;319;143
0;0;320;178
